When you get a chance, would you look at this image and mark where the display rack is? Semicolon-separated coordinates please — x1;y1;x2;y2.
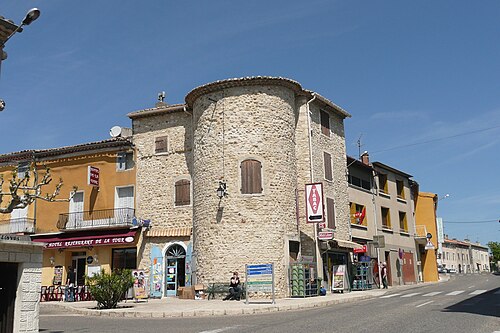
289;263;318;297
352;262;373;291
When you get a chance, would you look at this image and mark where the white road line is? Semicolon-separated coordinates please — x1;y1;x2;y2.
469;289;487;295
199;327;240;333
422;292;442;297
401;292;421;298
380;293;401;298
446;290;465;296
416;301;434;308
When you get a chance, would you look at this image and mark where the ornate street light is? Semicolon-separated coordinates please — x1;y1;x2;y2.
216;181;228;199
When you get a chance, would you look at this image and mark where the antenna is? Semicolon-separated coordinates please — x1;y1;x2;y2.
110;126;122;138
357;134;364;159
158;91;166;103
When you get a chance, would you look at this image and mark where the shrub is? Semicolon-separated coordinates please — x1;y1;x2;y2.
86;269;134;309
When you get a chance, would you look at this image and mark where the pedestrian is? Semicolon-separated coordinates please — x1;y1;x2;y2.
223;271;241;301
381;262;388;289
65;266;76;302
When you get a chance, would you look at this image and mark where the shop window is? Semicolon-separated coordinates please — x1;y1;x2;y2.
320;110;330;136
326;197;335;229
240;159;262;194
350;202;367;226
112;248;137;270
155;136;168;154
378;174;388;195
399;211;408;232
323;152;332;181
381;207;391;229
396;179;405;200
117;152;134;171
175;179;191;206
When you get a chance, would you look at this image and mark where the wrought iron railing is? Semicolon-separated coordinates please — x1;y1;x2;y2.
57;208;135;230
414;225;428;238
0;218;35;234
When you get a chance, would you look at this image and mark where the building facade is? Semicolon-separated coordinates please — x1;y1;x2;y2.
129;77;354;297
442;238;489;273
414;191;439;282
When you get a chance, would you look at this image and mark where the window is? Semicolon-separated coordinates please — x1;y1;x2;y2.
396;179;405;200
381;207;391;228
378;174;388;194
323;152;332;181
350;202;367;226
175;179;191;206
348;174;371;191
399;211;408;232
112;248;137;270
155;136;168;154
17;162;30;179
320;110;330;136
326;197;335;229
115;186;134;209
117;152;134;171
241;159;262;194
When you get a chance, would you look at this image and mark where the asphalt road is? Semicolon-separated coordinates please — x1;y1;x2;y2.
40;274;500;333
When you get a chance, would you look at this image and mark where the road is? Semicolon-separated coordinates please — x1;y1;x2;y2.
40;274;500;333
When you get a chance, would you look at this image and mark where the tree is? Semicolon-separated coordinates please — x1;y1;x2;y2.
0;163;76;214
86;269;134;309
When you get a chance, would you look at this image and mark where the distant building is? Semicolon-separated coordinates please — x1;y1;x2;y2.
442;237;489;273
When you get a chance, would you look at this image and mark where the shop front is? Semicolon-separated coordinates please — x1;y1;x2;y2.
31;227;140;301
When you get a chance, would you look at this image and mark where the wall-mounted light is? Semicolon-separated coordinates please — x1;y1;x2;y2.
216;181;228;199
93;254;99;263
49;256;55;266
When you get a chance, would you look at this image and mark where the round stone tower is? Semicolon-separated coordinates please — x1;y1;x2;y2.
185;77;303;296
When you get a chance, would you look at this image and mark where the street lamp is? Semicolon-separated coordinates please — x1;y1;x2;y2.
216;181;228;199
0;8;41;111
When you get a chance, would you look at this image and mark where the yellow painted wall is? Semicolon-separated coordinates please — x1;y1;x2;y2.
415;192;439;282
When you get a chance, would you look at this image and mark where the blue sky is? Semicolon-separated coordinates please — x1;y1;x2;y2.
1;1;498;246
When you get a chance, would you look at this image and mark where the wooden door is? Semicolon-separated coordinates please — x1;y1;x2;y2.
402;252;416;283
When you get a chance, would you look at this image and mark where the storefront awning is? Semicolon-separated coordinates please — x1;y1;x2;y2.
334;238;364;250
31;229;137;249
145;227;192;237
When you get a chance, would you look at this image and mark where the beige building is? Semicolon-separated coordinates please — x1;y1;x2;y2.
347;154;418;286
129;77;355;297
442;238;489;273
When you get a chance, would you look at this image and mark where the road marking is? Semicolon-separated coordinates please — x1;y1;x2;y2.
422;292;442;297
199;327;240;333
416;301;434;308
401;292;421;298
469;290;487;295
446;290;465;296
468;285;474;289
380;293;401;298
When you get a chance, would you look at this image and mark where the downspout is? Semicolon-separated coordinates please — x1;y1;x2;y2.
184;104;196;285
372;171;383;288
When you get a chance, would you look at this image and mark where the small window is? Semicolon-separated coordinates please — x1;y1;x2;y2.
17;162;30;179
241;159;262;194
399;211;408;232
396;180;405;199
361;179;371;191
350;202;367;226
381;207;391;228
378;174;388;194
320;110;330;136
323;152;332;181
155;136;168;154
175;179;191;206
326;197;335;229
112;248;137;270
117;152;134;171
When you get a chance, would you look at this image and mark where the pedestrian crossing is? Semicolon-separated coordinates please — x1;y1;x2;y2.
380;289;491;299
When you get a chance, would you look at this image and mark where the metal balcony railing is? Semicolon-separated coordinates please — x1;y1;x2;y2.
0;218;35;234
57;208;135;230
414;225;428;238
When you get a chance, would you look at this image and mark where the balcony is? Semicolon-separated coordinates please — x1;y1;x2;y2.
0;218;35;234
57;208;135;231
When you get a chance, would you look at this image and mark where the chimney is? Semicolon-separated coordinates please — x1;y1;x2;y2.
360;151;370;165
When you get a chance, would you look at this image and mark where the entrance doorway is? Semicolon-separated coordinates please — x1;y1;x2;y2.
164;244;186;297
72;253;87;286
0;263;18;333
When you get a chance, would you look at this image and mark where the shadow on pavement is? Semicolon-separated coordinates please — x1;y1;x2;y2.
442;287;499;318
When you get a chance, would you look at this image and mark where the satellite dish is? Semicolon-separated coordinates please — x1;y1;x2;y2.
110;126;122;138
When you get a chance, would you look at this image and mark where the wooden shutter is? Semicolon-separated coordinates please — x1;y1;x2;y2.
155;136;168;154
241;159;262;194
320;110;330;136
175;179;190;206
324;152;332;181
327;197;335;229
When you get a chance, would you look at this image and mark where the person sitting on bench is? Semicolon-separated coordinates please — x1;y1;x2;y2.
223;271;241;301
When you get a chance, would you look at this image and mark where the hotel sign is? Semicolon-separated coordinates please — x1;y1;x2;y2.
44;235;134;249
88;166;100;187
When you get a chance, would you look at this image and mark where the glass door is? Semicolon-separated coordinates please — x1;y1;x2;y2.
165;259;177;297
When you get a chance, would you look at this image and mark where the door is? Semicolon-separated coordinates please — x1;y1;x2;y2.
115;186;134;225
72;256;87;286
165;259;177;297
402;252;416;283
0;263;18;333
164;244;186;297
68;192;84;228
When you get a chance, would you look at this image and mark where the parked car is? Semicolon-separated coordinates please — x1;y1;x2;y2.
437;266;447;273
447;268;457;274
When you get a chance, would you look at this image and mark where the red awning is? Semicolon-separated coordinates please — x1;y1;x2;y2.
31;230;137;249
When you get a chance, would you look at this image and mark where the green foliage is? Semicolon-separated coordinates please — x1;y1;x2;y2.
488;241;500;271
86;269;134;309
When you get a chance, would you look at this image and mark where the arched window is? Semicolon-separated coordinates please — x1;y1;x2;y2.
175;179;191;206
240;159;262;194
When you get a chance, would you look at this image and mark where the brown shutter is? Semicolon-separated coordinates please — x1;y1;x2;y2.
175;179;190;206
241;159;262;194
155;136;168;154
324;152;332;181
320;110;330;136
327;197;335;229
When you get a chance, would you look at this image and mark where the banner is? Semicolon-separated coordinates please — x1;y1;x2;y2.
132;269;148;299
332;265;346;291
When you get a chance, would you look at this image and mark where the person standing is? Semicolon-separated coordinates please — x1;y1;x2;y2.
66;266;76;302
223;271;241;301
381;262;388;289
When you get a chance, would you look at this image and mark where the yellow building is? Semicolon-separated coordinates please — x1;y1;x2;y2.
0;138;138;289
414;191;439;282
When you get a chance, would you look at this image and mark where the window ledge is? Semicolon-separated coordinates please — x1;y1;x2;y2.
399;231;410;236
381;228;393;233
351;224;368;230
397;197;407;204
348;184;373;193
379;192;391;199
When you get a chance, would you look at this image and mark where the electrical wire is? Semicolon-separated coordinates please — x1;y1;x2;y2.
444;219;499;224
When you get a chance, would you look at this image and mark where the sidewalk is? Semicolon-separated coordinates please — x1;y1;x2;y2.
41;281;440;318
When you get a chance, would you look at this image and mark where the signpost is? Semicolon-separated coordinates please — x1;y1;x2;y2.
245;263;275;304
305;183;324;223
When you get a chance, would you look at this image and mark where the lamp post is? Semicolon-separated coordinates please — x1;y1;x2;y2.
0;8;41;111
216;181;227;199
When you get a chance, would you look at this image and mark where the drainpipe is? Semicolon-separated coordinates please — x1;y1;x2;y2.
372;171;383;288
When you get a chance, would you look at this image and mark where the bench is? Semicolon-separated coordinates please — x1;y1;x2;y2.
205;282;245;300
